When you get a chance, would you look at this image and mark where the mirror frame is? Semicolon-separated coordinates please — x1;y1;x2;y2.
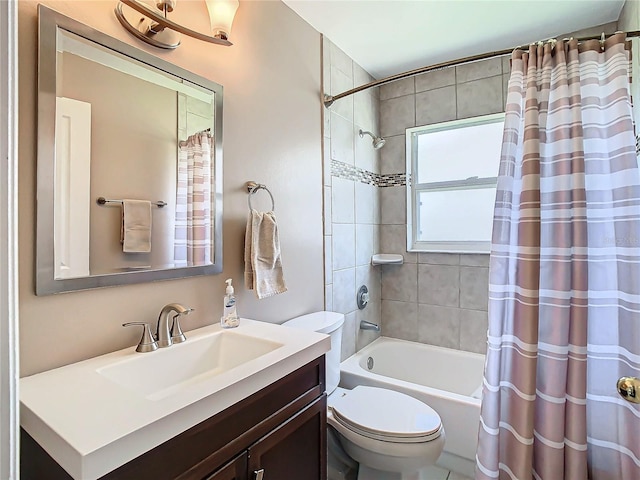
36;5;223;295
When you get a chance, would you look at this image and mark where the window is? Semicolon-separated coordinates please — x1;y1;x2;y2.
406;113;505;253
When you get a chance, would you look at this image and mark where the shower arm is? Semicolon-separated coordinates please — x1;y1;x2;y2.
359;129;386;149
360;130;376;140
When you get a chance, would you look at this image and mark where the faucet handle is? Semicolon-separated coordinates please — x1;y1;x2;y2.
170;308;194;344
123;322;158;353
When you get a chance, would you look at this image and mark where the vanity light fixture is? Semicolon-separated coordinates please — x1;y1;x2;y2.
115;0;239;49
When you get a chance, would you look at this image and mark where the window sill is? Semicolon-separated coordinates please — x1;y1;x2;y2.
409;241;490;254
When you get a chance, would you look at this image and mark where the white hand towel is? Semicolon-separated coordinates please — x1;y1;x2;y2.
244;209;287;299
121;199;152;253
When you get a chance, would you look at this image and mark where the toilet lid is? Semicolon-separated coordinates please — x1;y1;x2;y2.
284;312;344;334
330;386;442;442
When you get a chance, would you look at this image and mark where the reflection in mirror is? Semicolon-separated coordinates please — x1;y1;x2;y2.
37;6;223;295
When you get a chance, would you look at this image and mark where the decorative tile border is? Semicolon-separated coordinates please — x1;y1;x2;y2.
331;160;377;185
331;160;407;187
378;173;407;187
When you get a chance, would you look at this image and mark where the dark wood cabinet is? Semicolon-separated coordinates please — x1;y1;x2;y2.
205;453;248;480
248;396;327;480
22;356;327;480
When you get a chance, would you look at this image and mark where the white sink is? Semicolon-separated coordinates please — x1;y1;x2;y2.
20;319;331;480
97;331;283;401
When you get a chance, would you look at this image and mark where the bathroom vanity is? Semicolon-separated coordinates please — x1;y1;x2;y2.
20;320;330;479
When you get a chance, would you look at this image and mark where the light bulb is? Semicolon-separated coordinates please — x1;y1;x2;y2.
205;0;239;40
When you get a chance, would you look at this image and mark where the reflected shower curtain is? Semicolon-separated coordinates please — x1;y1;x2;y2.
476;34;640;480
174;131;213;267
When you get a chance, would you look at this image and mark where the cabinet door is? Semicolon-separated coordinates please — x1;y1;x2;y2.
204;452;248;480
248;395;327;480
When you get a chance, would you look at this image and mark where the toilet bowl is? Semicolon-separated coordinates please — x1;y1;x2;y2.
328;386;445;479
283;312;445;480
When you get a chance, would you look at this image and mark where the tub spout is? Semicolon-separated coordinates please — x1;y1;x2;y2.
360;320;380;332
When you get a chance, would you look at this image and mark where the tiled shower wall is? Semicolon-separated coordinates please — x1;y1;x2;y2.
374;22;618;354
323;24;618;358
322;37;382;360
377;57;511;354
322;49;510;356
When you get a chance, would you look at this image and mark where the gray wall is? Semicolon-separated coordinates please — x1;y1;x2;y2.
321;37;504;359
20;0;324;376
376;57;510;354
322;38;382;361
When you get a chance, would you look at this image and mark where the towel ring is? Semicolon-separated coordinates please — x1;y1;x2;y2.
246;181;275;211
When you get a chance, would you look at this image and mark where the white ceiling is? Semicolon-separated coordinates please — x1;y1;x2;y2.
283;0;626;79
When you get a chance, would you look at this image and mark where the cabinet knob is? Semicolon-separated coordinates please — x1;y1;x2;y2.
253;469;265;480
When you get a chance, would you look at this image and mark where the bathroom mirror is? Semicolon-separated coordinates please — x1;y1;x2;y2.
36;5;223;295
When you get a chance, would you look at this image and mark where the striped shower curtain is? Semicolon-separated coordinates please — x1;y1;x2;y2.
174;131;213;267
476;34;640;480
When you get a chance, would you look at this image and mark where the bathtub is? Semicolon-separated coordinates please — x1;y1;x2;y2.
339;337;485;477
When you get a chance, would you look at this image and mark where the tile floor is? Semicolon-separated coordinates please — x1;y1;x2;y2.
447;472;473;480
424;465;473;480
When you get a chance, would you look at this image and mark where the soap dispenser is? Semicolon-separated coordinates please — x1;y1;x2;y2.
221;278;240;328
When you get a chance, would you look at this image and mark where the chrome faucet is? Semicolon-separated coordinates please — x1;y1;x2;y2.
156;303;194;347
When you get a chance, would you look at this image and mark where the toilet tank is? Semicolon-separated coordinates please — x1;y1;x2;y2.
283;311;344;394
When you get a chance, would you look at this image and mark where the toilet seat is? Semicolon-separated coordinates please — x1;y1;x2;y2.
329;386;442;444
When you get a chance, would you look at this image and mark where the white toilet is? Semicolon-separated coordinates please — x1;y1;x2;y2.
283;312;445;480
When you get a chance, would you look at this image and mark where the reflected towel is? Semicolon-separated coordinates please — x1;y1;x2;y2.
244;209;287;299
121;199;152;253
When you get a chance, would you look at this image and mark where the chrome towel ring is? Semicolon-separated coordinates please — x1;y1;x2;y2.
246;181;275;211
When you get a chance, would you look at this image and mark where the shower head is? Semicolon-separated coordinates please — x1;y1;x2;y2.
359;129;386;150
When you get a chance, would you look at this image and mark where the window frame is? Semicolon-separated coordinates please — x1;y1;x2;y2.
405;112;505;254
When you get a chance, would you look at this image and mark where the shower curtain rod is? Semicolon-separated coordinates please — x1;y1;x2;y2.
323;30;640;108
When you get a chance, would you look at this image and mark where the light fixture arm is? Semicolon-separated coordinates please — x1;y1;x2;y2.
117;0;232;47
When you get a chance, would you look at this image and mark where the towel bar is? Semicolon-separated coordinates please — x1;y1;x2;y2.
96;197;167;208
246;182;275;211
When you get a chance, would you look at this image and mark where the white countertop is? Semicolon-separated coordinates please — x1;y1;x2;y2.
20;319;330;479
